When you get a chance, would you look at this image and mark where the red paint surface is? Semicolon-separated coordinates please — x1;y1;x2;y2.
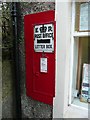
24;10;55;105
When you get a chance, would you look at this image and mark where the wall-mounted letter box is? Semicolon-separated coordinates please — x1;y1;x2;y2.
24;10;55;105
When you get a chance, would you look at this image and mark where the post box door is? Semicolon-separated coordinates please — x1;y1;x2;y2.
24;10;55;105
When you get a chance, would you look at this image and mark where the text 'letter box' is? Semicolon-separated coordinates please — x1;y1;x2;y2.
24;10;56;105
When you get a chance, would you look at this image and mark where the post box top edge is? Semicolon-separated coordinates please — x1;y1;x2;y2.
24;10;55;18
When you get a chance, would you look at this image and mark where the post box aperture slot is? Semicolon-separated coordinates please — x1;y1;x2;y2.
37;39;50;43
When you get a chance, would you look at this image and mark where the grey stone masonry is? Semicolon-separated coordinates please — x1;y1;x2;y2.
19;2;55;118
2;2;55;119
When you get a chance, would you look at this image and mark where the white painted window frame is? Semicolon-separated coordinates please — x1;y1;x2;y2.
69;0;90;106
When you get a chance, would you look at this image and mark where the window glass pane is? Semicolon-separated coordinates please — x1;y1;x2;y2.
75;2;90;31
75;2;81;31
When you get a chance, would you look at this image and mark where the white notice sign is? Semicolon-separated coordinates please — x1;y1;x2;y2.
40;58;47;73
34;23;54;52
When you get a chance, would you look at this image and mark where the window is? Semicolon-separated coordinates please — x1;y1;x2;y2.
69;1;90;109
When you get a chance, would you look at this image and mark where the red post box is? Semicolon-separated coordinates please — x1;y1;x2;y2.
24;10;56;105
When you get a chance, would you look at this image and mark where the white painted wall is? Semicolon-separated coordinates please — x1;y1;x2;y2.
53;1;72;118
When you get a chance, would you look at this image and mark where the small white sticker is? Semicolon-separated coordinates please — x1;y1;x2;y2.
40;58;47;73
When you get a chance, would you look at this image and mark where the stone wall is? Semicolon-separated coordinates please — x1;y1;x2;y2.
2;2;55;118
18;2;55;118
2;3;16;118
